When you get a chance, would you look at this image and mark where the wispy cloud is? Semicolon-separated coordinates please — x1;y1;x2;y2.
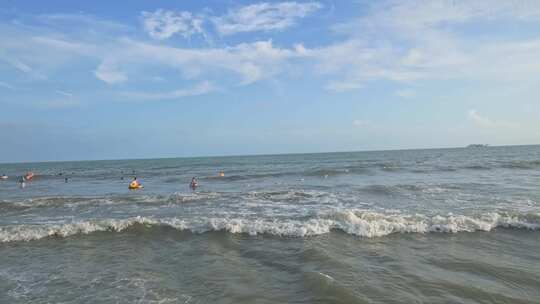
1;12;306;88
317;0;540;91
0;81;15;90
0;21;102;77
7;58;33;73
120;81;214;100
141;2;322;39
121;39;305;85
32;89;79;109
38;13;130;33
141;9;206;40
31;36;93;54
468;109;518;128
213;2;322;35
94;61;127;84
55;90;73;97
3;0;540;98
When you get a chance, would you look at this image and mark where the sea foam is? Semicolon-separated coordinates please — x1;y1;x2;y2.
1;210;539;243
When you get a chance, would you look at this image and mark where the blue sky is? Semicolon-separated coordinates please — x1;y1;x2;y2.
1;0;540;162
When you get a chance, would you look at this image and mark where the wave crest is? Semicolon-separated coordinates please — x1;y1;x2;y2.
1;210;540;243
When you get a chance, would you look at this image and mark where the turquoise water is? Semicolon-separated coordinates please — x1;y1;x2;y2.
1;146;540;303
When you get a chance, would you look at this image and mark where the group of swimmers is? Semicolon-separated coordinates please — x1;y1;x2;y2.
128;171;225;190
1;170;226;191
0;172;34;188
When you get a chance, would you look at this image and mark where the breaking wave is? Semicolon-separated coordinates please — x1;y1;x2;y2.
1;210;539;243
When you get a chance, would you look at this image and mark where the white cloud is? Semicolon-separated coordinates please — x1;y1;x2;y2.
1;13;305;88
120;81;214;100
333;0;540;37
10;59;33;73
468;110;492;127
0;24;100;76
318;0;540;91
3;0;540;98
141;3;322;39
304;39;427;91
377;0;540;29
214;2;322;35
141;9;205;40
94;61;127;84
122;39;305;85
468;109;518;128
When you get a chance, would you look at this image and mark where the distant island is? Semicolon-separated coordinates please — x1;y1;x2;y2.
467;144;489;148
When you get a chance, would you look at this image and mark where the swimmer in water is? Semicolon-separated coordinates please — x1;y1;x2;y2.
129;177;142;189
190;177;198;189
18;176;26;188
218;170;225;177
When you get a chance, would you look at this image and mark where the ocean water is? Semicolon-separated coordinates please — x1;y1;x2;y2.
1;146;540;303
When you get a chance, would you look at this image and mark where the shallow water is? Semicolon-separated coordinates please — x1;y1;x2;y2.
1;146;540;303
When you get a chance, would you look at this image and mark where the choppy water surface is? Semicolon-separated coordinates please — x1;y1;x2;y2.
1;146;540;303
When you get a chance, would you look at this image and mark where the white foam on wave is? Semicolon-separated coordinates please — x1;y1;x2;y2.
166;191;221;203
1;210;540;243
330;211;540;237
247;189;338;202
0;217;157;242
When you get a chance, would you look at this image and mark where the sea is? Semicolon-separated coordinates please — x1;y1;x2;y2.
1;146;539;303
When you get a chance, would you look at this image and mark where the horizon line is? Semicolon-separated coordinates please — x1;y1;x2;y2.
1;143;539;166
